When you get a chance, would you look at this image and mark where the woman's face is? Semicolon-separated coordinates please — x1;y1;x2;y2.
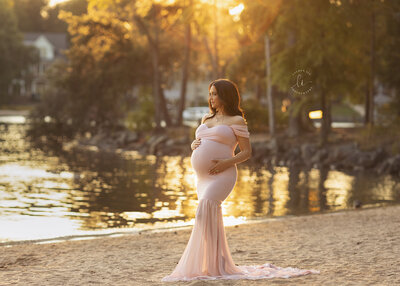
209;85;223;111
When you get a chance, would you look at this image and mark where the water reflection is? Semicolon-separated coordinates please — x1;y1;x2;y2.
0;123;399;244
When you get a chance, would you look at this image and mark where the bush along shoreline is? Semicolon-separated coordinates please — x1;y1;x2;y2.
251;139;400;177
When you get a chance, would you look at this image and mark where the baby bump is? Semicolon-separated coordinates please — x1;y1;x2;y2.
191;139;233;176
191;139;237;202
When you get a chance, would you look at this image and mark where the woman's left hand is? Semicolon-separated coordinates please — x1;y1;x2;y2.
209;159;232;175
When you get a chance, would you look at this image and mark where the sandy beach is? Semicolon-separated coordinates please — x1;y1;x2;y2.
1;205;399;286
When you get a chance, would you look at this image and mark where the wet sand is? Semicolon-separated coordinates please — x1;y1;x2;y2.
1;205;399;286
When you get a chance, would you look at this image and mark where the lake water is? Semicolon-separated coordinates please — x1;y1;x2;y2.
1;117;399;245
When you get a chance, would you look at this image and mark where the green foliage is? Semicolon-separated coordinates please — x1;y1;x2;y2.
270;0;357;99
27;60;75;138
12;0;88;33
289;93;321;116
355;118;400;155
375;98;400;126
17;0;400;139
241;98;289;132
125;87;155;132
275;106;289;129
229;0;400;138
29;7;152;135
29;0;190;136
226;40;265;94
228;0;278;93
63;9;150;130
44;0;89;32
242;98;269;132
378;0;400;116
13;0;47;32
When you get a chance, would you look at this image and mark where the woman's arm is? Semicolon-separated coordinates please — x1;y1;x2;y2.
225;136;252;166
209;135;251;175
225;116;252;166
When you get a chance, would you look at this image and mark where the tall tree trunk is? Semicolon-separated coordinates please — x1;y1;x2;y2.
320;88;330;147
132;8;161;130
213;0;220;78
326;98;332;135
368;7;376;126
132;4;171;131
287;96;315;138
287;95;299;137
255;75;262;102
364;83;370;125
159;85;172;126
151;44;162;130
203;37;218;79
202;0;220;79
177;2;192;126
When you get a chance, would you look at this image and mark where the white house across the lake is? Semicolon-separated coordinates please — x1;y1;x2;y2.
8;32;68;99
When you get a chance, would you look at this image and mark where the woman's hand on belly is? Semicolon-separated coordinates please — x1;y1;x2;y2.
191;138;201;150
209;159;234;175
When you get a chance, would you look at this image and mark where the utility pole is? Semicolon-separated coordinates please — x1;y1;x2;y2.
265;34;275;137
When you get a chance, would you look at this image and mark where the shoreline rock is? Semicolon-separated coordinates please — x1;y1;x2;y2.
67;127;400;177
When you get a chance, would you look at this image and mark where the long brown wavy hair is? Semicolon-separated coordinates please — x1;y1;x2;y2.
205;79;247;124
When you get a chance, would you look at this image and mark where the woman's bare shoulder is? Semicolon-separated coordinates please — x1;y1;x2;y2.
201;113;212;124
231;115;247;125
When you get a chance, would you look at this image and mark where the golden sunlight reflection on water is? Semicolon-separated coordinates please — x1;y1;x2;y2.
1;154;399;244
1;124;400;244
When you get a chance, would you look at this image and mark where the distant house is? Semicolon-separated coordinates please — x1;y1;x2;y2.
8;32;68;99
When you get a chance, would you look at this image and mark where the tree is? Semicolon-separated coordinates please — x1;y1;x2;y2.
376;0;400;120
231;0;304;136
269;0;362;145
85;0;186;130
54;8;151;131
12;0;88;33
13;0;48;32
44;0;88;32
341;0;390;126
177;0;193;126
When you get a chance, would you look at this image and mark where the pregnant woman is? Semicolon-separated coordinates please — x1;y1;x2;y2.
161;79;319;282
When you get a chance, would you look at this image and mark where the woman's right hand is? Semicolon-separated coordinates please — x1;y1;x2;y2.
191;138;201;150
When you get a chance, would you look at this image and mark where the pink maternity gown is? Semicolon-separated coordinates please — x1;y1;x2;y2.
161;123;320;282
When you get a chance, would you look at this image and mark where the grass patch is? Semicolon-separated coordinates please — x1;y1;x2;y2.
331;102;363;122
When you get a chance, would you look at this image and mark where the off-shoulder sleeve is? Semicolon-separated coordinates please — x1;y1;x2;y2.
231;124;250;138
